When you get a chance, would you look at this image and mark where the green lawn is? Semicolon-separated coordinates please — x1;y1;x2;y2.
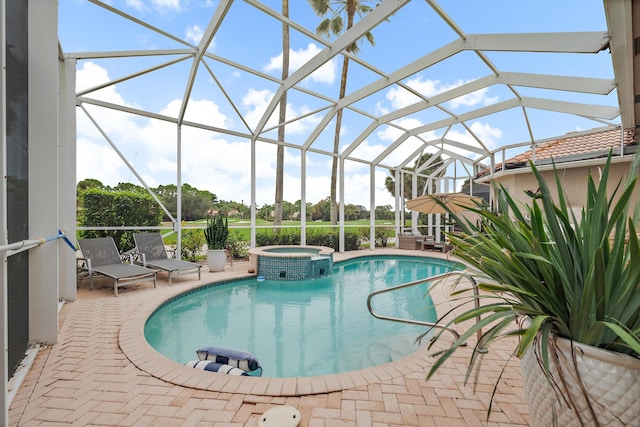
78;219;411;246
161;219;406;243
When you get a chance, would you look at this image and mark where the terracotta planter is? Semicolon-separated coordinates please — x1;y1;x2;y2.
520;335;640;427
207;249;227;272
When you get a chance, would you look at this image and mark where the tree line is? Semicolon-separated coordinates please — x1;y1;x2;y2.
77;178;396;222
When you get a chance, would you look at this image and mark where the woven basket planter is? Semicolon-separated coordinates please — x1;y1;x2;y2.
520;335;640;427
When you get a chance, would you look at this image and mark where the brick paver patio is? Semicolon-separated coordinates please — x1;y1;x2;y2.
9;249;529;426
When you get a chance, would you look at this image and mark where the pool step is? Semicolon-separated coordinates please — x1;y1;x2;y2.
364;334;424;367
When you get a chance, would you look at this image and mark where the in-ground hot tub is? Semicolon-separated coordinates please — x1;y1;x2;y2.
248;245;334;280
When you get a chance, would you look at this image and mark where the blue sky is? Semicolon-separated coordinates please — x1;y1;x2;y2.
58;0;617;208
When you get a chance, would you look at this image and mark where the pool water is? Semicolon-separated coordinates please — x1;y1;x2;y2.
145;256;459;378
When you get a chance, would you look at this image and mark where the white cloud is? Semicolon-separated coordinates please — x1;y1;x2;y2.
374;100;389;115
438;121;502;160
468;121;502;148
241;88;321;135
77;62;134;106
185;25;204;45
386;76;440;109
126;0;146;11
126;0;181;12
385;75;498;111
448;87;499;109
75;62;391;207
242;88;274;130
77;136;129;187
162;98;228;127
264;43;337;85
151;0;181;11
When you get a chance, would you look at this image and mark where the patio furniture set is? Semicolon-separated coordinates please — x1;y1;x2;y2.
396;234;454;252
76;233;202;296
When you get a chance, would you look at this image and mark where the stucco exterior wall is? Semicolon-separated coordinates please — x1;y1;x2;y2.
489;158;639;222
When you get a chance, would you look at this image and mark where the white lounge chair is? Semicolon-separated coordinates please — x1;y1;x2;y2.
133;233;202;286
78;237;157;296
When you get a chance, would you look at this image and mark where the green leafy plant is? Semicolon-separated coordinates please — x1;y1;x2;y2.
423;151;640;415
203;212;229;250
79;188;162;251
226;231;249;259
179;228;205;261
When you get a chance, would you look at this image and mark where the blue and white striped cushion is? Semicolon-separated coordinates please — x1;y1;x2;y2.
185;360;249;376
196;346;261;372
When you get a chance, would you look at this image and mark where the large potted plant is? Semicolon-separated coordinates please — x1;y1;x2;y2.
204;212;229;272
424;152;640;426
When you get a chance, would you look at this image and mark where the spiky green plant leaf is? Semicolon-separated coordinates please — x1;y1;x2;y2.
424;150;640;419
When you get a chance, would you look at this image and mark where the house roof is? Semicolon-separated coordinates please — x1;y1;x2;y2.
478;127;637;176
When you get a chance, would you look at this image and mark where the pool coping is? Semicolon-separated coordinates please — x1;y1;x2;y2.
119;251;460;397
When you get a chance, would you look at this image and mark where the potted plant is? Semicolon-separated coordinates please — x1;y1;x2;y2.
204;212;229;272
423;152;640;426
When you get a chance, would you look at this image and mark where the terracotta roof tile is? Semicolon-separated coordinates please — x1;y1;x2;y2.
478;127;636;176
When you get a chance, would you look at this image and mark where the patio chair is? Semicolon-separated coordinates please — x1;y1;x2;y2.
133;233;201;286
77;237;157;296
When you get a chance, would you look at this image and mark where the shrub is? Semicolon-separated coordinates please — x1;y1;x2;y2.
79;188;162;251
180;229;205;262
253;227;361;251
227;231;249;259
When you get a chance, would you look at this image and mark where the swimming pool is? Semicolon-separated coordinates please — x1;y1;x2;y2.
144;255;460;378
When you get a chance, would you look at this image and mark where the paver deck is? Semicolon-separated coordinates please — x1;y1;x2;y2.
9;249;530;426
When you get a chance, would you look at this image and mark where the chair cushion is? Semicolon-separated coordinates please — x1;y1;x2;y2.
196;346;261;372
185;360;249;376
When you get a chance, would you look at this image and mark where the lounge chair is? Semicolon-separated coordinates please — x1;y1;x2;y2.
77;237;157;296
133;233;202;286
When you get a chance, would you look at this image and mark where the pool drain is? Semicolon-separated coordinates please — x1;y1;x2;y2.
258;405;301;427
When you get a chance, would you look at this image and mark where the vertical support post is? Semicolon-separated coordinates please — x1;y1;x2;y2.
300;149;306;245
28;0;59;345
338;157;344;253
394;169;401;247
369;164;375;250
427;177;433;236
250;138;256;247
176;125;182;257
411;172;418;234
58;57;77;300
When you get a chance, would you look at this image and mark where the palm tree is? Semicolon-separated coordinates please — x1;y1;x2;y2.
274;0;290;229
385;153;444;200
308;0;380;224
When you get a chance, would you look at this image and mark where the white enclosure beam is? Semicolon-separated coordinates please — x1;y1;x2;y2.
603;0;635;130
177;0;233;125
59;58;78;301
29;0;60;345
257;0;410;139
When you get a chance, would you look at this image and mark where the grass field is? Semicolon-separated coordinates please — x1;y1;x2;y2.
160;219;406;244
77;218;411;247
